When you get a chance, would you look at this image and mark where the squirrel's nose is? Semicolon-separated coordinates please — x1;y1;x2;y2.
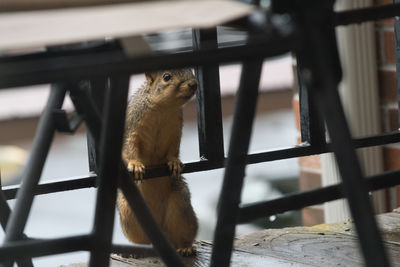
188;80;198;91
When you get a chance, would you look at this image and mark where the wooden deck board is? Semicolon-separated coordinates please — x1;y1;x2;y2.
110;240;306;267
67;210;400;266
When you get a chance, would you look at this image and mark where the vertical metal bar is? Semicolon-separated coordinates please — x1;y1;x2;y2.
87;129;99;173
84;78;107;173
69;82;102;144
192;28;225;162
297;2;390;266
88;75;130;267
296;60;326;145
0;192;10;231
210;59;263;267
393;0;400;211
69;80;103;176
1;85;66;267
394;0;400;127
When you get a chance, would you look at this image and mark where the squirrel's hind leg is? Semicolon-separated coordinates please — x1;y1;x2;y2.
117;192;149;245
177;246;197;256
163;179;198;256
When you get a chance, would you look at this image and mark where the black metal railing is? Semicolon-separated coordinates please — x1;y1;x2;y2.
0;1;400;267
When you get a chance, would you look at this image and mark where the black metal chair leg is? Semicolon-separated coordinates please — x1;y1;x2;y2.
296;2;390;266
88;75;130;267
310;78;390;267
1;85;66;267
210;59;263;267
0;190;33;267
193;28;225;163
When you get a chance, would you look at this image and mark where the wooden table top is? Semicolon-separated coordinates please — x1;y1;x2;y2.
0;1;253;53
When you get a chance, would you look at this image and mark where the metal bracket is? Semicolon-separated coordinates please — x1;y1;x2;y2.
53;110;84;133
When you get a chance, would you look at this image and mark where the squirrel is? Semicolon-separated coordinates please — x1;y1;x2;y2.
117;69;199;256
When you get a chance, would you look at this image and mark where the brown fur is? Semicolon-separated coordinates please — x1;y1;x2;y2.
117;69;198;252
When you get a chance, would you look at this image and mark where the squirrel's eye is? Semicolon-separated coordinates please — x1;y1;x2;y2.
163;73;172;82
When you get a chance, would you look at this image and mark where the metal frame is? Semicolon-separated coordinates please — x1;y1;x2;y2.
0;1;400;267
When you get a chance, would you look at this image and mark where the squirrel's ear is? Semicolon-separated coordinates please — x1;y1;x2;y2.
145;72;155;85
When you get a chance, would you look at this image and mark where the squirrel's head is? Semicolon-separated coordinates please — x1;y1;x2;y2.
145;69;198;107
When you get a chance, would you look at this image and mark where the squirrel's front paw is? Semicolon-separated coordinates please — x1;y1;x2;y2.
167;157;184;178
127;160;145;183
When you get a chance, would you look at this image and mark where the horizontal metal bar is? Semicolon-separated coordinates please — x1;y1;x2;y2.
0;38;250;65
333;3;400;26
248;131;400;165
352;131;400;147
2;131;400;200
0;40;121;63
0;235;91;262
238;168;400;224
2;174;97;200
123;131;400;179
0;32;300;89
0;5;398;88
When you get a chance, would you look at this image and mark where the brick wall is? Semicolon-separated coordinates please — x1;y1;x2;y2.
376;0;400;210
292;98;324;226
294;0;400;226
